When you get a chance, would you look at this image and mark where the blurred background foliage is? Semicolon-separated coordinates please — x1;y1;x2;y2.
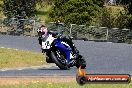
0;0;132;43
0;0;132;29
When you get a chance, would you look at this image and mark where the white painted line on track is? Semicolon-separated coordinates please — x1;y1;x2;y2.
1;69;7;71
0;47;5;48
14;49;18;51
107;42;112;43
18;69;23;70
0;64;57;71
0;47;19;51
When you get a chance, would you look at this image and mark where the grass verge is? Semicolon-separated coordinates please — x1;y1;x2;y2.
0;47;47;68
0;82;131;88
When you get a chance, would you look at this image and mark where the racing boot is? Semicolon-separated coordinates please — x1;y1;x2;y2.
76;55;86;69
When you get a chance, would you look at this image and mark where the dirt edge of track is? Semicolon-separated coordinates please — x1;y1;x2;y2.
0;76;76;85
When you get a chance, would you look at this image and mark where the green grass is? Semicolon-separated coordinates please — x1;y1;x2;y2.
0;82;131;88
0;48;47;68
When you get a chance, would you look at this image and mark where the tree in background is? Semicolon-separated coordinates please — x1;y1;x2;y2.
116;0;132;14
98;7;129;29
128;1;132;29
3;0;36;18
49;0;104;25
116;0;130;5
37;0;53;6
119;0;132;29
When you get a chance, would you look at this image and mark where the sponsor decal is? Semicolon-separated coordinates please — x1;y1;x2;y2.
76;66;131;85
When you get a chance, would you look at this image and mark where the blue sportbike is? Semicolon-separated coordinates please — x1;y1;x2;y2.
40;30;86;70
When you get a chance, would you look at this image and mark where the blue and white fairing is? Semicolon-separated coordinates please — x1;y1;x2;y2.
54;38;71;63
41;33;73;63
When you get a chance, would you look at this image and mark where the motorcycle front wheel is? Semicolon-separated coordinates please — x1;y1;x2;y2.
50;49;70;70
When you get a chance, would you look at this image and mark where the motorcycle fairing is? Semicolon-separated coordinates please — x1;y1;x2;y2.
54;38;71;63
42;34;55;49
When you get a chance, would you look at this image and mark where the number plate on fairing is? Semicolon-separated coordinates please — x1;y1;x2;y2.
42;34;54;49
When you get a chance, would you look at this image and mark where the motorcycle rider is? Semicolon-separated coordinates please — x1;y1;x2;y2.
37;23;86;68
37;23;79;55
37;24;48;46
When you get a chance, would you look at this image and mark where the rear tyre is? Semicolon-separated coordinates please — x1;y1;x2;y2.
50;49;70;70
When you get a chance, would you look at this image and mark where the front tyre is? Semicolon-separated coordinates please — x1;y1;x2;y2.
50;49;70;70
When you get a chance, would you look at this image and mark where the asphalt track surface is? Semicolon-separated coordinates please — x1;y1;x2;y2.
0;35;132;76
